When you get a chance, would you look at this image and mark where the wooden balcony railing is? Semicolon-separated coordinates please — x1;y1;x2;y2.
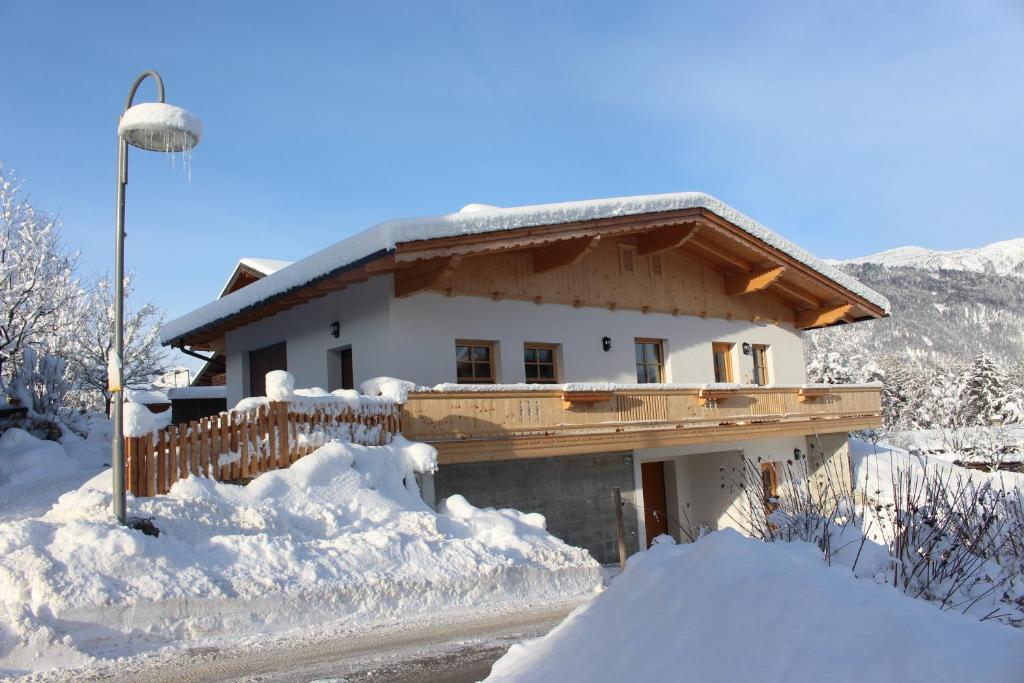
401;384;882;463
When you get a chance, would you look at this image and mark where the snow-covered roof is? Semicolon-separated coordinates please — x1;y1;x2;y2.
217;258;294;298
239;257;294;275
164;192;891;345
124;388;170;406
167;386;227;400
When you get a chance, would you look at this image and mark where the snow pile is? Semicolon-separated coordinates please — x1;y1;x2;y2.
122;401;160;438
0;438;600;675
0;428;70;489
162;192;890;344
264;369;294;402
360;376;420;403
485;531;1024;683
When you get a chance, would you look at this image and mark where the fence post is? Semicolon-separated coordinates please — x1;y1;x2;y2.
125;436;138;496
274;401;289;467
612;487;627;571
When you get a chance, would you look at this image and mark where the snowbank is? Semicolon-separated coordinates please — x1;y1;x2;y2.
851;438;1024;503
0;438;599;675
162;192;890;344
485;531;1024;683
0;428;70;489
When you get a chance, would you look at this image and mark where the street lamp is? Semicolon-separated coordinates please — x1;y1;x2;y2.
111;71;202;524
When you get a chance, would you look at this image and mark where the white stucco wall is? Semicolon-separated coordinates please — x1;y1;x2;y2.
224;276;393;407
632;435;808;543
387;291;806;386
222;277;807;405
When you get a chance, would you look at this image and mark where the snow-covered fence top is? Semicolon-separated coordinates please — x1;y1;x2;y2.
125;372;401;497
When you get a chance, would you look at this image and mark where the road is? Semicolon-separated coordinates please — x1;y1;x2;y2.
41;599;582;683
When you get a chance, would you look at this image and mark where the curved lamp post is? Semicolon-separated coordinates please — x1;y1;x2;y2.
112;71;202;524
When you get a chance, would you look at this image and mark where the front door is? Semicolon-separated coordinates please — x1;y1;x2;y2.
641;461;669;546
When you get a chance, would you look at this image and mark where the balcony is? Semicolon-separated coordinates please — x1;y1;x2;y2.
401;384;882;464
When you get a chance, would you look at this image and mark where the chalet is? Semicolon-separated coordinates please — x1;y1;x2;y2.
162;193;888;563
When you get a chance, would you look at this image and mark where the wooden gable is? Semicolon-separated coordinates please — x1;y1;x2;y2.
416;235;796;323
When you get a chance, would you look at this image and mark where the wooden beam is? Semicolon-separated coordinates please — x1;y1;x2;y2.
684;237;751;271
636;223;699;256
393;256;459;298
772;281;821;308
724;266;786;296
796;304;853;329
532;236;599;273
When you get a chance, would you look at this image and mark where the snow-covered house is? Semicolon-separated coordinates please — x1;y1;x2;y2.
163;193;888;563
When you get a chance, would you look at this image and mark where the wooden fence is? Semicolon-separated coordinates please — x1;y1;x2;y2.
126;399;401;497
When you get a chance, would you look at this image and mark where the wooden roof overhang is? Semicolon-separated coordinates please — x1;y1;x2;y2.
169;208;886;352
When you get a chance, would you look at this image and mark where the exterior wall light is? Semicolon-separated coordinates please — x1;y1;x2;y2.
742;342;752;355
602;336;612;352
330;321;340;338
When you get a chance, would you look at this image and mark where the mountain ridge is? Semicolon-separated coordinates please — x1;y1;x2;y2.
836;237;1024;277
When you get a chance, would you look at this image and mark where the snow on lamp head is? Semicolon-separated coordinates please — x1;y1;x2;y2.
118;102;202;152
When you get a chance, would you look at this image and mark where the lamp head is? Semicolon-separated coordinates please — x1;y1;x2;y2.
118;102;202;152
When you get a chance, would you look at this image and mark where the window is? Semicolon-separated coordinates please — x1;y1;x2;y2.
456;341;496;383
634;338;664;383
751;344;769;386
619;244;637;274
524;343;558;383
712;342;734;383
649;253;664;278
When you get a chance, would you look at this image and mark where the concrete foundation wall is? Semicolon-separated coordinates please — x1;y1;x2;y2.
433;452;640;565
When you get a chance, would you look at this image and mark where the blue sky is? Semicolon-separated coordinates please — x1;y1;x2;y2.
3;1;1024;329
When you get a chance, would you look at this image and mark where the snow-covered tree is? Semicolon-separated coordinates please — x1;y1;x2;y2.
0;162;82;408
67;276;167;415
964;353;1008;426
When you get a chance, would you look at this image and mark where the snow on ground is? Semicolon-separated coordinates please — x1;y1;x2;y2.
0;437;600;677
484;530;1024;683
851;437;1024;503
0;423;111;524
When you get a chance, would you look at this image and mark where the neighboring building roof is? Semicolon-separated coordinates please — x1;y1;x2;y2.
124;387;170;405
168;386;228;400
163;192;891;346
218;257;294;298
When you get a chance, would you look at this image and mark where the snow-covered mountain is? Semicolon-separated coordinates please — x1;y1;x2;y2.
841;238;1024;277
808;238;1024;373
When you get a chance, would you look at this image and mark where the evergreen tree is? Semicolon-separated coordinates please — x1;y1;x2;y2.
964;353;1007;425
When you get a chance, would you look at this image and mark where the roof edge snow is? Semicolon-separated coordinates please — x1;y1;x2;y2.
163;192;891;346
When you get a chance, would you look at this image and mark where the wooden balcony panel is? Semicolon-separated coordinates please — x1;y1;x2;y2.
401;385;882;462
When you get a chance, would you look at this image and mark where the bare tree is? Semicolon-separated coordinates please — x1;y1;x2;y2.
67;276;167;414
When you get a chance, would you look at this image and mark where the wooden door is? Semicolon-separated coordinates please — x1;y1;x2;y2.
641;461;669;546
248;342;287;397
340;347;354;390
